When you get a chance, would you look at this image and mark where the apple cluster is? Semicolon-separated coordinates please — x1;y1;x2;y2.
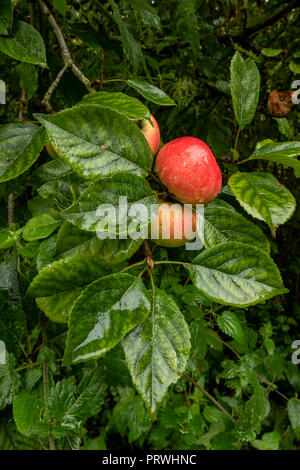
138;113;222;247
46;113;222;248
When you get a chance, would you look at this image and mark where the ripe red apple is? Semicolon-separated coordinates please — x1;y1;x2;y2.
150;200;197;247
45;141;59;159
139;114;160;157
155;137;222;204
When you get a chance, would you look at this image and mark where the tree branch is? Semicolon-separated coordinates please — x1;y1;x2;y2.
37;0;94;106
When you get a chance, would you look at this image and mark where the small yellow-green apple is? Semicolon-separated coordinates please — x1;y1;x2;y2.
155;137;222;204
150;200;197;247
139;114;160;157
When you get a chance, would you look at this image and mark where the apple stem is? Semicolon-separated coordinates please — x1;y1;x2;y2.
143;241;154;269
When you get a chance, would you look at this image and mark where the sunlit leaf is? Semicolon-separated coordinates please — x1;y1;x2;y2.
230;52;260;130
186;241;287;307
123;288;190;412
34;106;153;180
64;273;151;364
228;172;296;236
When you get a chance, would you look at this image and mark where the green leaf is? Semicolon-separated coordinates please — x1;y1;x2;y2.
203;406;225;424
64;273;150;364
0;251;20;301
19;241;40;259
0;354;21;410
228;172;296;236
29;224;143;324
61;367;107;432
101;345;132;387
13;390;41;437
36;235;57;272
122;288;191;412
215;80;230;94
0;123;47;183
0;293;27;358
204;200;270;253
79;91;150;121
28;195;56;217
36;288;82;323
34;106;153;180
0;419;42;450
53;0;67;17
126;79;176;106
243;370;270;431
0;0;13;35
217;311;245;344
46;377;76;424
230;51;260;130
111;388;152;443
68;23;122;55
288;398;300;438
289;61;300;74
38;180;73;208
186;241;287;307
108;0;143;74
261;48;283;57
274;118;293;140
23;214;60;242
0;20;47;67
244;141;300;171
0;228;15;249
61;172;158;234
27;254;107;298
259;431;281;450
30;159;73;185
24;368;42;392
129;0;161;29
56;221;143;265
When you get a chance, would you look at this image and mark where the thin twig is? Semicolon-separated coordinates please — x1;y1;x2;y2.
119;259;146;273
184;375;264;450
37;0;93;112
71;63;93;91
185;375;236;424
41;63;69;112
7;193;14;226
28;0;35;25
43;362;56;450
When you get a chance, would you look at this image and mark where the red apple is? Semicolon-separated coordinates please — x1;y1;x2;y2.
150;200;197;247
139;114;160;157
155;137;222;204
